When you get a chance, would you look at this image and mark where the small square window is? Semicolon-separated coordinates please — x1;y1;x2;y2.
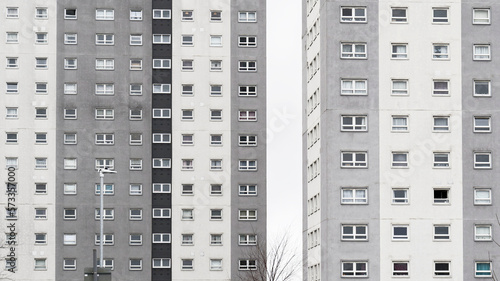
391;116;408;132
130;84;142;95
129;234;143;245
34;258;47;270
182;259;193;270
238;11;257;22
474;80;490;96
391;79;408;95
35;183;47;194
6;82;18;94
181;60;194;71
6;32;19;43
6;57;18;68
433;116;449;131
6;7;19;18
36;83;48;94
474;152;491;169
210;209;222;220
182;159;194;170
434;225;450;240
130;10;142;20
391;152;408;168
210;259;222;271
6;133;17;144
35;158;48;169
6;108;18;119
392;225;409;240
129;259;142;270
393;262;409;276
63;133;77;145
433;44;449;59
210;85;222;96
64;9;77;19
474;45;491;60
392;188;409;204
181;184;193;195
210;135;222;146
181;110;194;121
36;108;48;118
434;189;449;204
35;233;47;244
181;134;193;145
211;60;222;71
181;84;193;96
475;262;492;277
182;209;194;220
35;208;47;219
129;133;142;145
64;158;77;169
433;8;448;23
64;83;77;95
63;208;77;220
210;184;222;195
181;35;194;46
64;58;77;69
210;35;222;46
392;44;408;59
473;9;490;24
210;110;222;121
474;116;491;132
64;33;77;44
210;159;222;170
182;10;193;21
433;153;450;168
153;9;171;19
130;34;143;45
391;7;407;23
211;11;222;21
474;188;492;205
63;258;76;270
130;59;142;70
63;233;77;245
129;159;143;170
210;234;222;245
475;225;492;241
433;80;449;95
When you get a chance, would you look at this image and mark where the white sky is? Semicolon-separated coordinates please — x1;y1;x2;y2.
267;0;303;279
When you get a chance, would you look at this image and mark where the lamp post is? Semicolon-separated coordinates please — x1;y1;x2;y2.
98;168;117;269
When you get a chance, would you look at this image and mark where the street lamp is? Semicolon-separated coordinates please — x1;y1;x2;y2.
98;168;117;269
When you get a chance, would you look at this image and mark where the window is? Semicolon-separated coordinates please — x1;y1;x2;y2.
239;36;257;47
474;188;492;205
210;135;222;146
181;85;193;96
95;134;114;145
210;35;222;46
433;116;449;131
239;135;257;146
210;259;222;271
392;225;409;240
63;259;76;270
95;184;114;195
182;209;194;220
181;110;194;120
35;83;48;94
96;84;114;95
341;152;367;168
153;158;171;168
238;61;256;72
64;83;77;94
433;262;450;276
96;259;113;270
239;110;257;121
474;152;491;169
476;262;492;277
36;33;48;44
341;7;366;22
95;209;114;220
434;225;450;240
6;83;18;94
129;159;143;170
152;258;171;268
35;208;47;219
211;10;222;21
239;234;257;245
474;116;491;132
341;188;368;204
391;7;407;23
129;259;142;270
209;184;222;195
239;260;257;270
64;33;77;44
35;183;47;194
130;10;142;20
392;116;408;131
152;109;171;118
210;60;222;71
6;157;18;169
342;225;367;241
6;57;18;68
239;184;257;196
64;58;77;69
64;9;77;19
391;79;408;95
152;208;171;218
182;10;193;21
181;60;194;71
474;80;490;96
6;7;19;18
153;84;171;94
473;9;490;24
181;35;193;46
239;85;257;96
96;34;114;45
182;259;194;270
210;234;222;245
393;262;409;276
63;133;77;145
152;133;171;143
96;9;114;20
392;188;409;204
210;85;222;96
475;225;492;241
238;12;257;22
153;34;171;44
341;43;367;59
181;234;193;245
341;261;367;277
6;32;18;43
238;210;257;220
433;44;449;59
434;153;450;168
63;208;76;220
129;133;142;145
129;84;142;96
95;109;114;120
153;183;171;193
6;133;17;143
392;152;408;168
239;160;257;171
130;34;143;45
210;160;222;171
129;234;142;245
34;57;47;69
153;9;171;19
35;233;47;244
340;79;367;96
433;8;448;23
210;209;222;220
210;110;222;121
35;158;47;169
433;80;449;95
6;108;18;119
341;116;367;131
474;45;491;60
153;59;171;69
63;234;77;245
96;59;114;70
63;158;77;169
153;233;171;243
392;44;408;59
181;184;193;195
181;134;193;145
95;158;114;170
63;183;76;194
181;159;194;170
434;188;449;204
34;258;47;270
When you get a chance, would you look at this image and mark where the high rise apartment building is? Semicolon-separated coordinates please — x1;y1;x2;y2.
304;0;500;280
0;0;266;280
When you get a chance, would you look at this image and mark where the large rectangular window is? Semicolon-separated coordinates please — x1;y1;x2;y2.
341;261;368;277
341;152;367;167
341;43;367;58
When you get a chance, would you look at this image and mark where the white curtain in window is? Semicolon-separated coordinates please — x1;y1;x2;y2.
475;46;489;55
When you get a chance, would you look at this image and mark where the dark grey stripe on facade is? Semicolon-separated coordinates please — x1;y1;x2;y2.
56;1;153;280
230;0;267;279
461;1;500;280
320;1;380;280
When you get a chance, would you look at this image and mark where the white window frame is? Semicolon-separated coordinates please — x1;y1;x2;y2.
210;209;223;220
181;35;194;46
238;110;257;121
181;60;194;71
239;259;257;270
210;135;223;146
432;8;449;23
341;188;368;204
95;83;114;95
474;116;491;133
129;259;142;270
433;116;449;132
473;8;490;24
152;258;171;268
95;133;114;145
153;59;171;69
152;108;171;118
95;184;114;195
340;7;367;22
239;160;257;171
391;115;408;132
392;225;409;240
95;9;114;20
153;34;171;44
434;188;450;204
238;11;257;22
152;208;171;218
130;59;142;70
475;225;492;241
239;85;257;96
95;109;114;120
210;234;222;245
64;9;77;20
474;80;491;97
6;82;18;94
434;261;450;276
474;44;491;60
153;133;171;143
64;109;77;119
433;44;449;59
129;234;143;245
95;158;114;170
181;10;193;21
6;32;19;44
341;225;368;241
433;80;449;95
433;152;450;168
238;36;257;47
392;188;409;204
64;33;77;44
129;133;142;145
63;259;76;271
64;58;77;69
210;85;222;96
94;234;114;245
153;9;171;19
210;184;222;195
341;261;368;277
129;209;142;220
211;10;222;21
6;7;19;18
341;152;367;168
433;225;450;240
181;84;193;96
95;33;114;45
393;262;409;276
391;79;408;95
129;10;142;20
239;234;257;245
64;83;77;95
474;152;491;169
95;59;114;70
341;116;367;132
341;43;367;59
64;158;77;170
391;43;408;59
391;7;407;23
181;234;193;245
62;234;75;245
6;107;18;119
129;159;143;170
239;135;257;146
63;208;77;220
392;152;408;168
153;84;171;94
210;60;222;71
130;34;143;45
153;158;171;168
474;188;492;205
238;210;257;220
238;60;257;72
35;33;48;44
153;233;171;244
210;35;222;47
63;133;77;145
153;183;171;193
239;184;257;196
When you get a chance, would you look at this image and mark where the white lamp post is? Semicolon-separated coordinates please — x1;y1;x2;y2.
98;168;117;269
